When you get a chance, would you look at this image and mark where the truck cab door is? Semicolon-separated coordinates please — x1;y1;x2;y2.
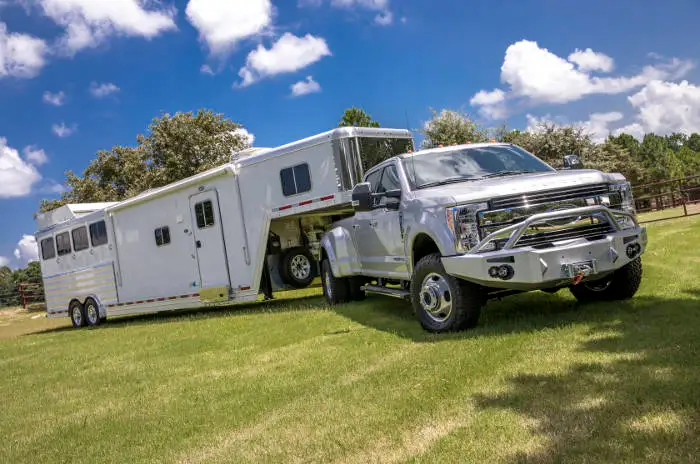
353;165;408;278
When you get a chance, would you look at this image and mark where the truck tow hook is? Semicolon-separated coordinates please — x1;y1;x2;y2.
571;272;585;286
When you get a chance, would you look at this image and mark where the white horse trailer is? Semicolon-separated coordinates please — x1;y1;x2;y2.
35;128;413;327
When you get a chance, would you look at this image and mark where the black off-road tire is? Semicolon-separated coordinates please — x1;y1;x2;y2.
84;298;102;327
348;277;366;301
570;257;643;303
280;247;315;289
411;253;486;333
69;300;86;329
322;259;349;305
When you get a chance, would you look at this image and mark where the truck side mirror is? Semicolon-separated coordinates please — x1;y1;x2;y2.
352;182;372;212
384;189;402;200
562;154;584;170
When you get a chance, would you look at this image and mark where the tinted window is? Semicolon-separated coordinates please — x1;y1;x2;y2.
364;169;382;193
155;226;171;247
89;221;108;247
72;227;89;252
195;201;215;228
56;232;72;256
377;165;400;193
41;237;56;260
280;163;312;196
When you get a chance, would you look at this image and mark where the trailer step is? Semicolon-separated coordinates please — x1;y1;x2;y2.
360;285;411;300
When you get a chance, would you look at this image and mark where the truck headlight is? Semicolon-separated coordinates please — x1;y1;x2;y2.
609;181;636;228
446;202;489;253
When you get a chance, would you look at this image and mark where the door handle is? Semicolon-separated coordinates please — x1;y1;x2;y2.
352;224;361;230
369;221;378;228
196;240;202;248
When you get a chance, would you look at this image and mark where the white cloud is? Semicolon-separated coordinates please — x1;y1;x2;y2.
186;0;272;55
374;11;393;25
233;128;255;146
43;90;66;106
14;235;39;264
32;0;177;54
0;137;42;198
331;0;389;9
470;40;693;119
567;48;614;73
89;81;120;98
623;80;700;137
200;64;214;75
23;145;48;165
0;22;48;78
613;123;646;141
0;256;9;267
238;33;331;87
52;122;76;137
291;76;321;97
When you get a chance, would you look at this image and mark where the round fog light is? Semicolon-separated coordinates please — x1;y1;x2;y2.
626;244;638;259
488;266;500;278
497;265;514;280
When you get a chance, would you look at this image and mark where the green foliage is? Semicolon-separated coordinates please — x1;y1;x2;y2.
338;106;381;128
421;109;489;148
0;262;42;308
40;110;250;213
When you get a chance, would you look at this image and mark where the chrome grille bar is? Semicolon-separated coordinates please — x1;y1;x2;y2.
489;183;610;210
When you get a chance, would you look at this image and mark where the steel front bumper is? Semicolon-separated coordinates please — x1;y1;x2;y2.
441;206;647;290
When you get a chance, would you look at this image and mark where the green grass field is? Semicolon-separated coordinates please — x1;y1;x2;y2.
1;216;699;463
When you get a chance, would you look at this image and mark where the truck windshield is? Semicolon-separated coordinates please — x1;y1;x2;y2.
403;145;555;189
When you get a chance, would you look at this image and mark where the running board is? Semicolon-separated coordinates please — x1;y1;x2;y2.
361;285;411;300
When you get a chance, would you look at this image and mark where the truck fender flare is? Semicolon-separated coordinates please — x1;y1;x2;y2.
320;226;356;278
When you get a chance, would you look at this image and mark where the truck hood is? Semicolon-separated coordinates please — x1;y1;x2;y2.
413;170;622;207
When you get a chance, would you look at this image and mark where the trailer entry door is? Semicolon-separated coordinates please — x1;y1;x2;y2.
190;191;230;291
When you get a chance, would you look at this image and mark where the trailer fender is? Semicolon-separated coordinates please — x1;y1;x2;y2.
320;226;360;278
83;294;108;319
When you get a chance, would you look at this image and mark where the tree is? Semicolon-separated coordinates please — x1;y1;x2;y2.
586;141;645;185
40;110;250;213
421;109;488;148
338;107;381;128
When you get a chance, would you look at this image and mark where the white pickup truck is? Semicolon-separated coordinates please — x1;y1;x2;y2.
320;142;647;333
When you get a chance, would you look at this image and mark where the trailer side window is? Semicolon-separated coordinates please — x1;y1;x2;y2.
195;201;215;229
280;163;311;196
89;221;108;247
40;237;56;260
56;232;72;256
154;226;171;246
72;226;89;252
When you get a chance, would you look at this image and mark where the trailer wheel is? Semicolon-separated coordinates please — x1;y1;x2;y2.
69;300;86;329
84;298;102;327
280;247;315;289
411;253;485;333
570;258;643;303
322;260;349;305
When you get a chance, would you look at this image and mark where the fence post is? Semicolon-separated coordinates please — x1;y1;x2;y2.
19;283;27;309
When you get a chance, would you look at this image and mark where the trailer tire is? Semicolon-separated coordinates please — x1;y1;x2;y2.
280;247;315;289
411;253;485;333
570;257;643;303
84;298;102;327
69;300;86;329
322;260;349;305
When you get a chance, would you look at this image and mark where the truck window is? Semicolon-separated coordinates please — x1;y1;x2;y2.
280;163;311;196
364;169;382;193
40;237;56;260
56;232;72;256
72;226;89;252
195;201;215;228
89;221;109;247
377;165;400;193
154;226;171;246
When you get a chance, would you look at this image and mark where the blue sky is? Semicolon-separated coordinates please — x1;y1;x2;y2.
1;0;699;267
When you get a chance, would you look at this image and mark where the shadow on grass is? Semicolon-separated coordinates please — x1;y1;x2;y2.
469;294;700;462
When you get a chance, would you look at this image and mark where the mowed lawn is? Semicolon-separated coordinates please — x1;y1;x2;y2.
1;218;699;463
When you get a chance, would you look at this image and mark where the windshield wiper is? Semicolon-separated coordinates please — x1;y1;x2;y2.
418;176;480;189
481;170;537;179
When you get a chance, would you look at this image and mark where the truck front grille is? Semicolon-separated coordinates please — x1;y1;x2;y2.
514;222;616;249
489;183;611;210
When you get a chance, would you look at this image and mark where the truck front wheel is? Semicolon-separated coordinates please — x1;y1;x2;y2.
322;260;349;305
411;253;485;333
569;257;643;303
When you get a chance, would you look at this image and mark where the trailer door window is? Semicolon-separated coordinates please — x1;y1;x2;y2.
40;237;56;260
155;226;171;246
89;221;108;247
72;226;89;252
195;201;215;229
56;232;72;256
280;163;311;196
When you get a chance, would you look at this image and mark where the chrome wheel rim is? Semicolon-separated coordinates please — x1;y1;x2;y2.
72;306;82;326
324;268;333;299
420;273;453;323
291;254;311;280
86;303;99;324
